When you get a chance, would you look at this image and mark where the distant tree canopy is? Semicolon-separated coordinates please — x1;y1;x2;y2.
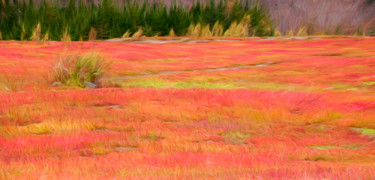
0;0;273;41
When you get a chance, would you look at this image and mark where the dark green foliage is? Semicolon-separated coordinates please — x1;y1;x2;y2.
0;0;273;40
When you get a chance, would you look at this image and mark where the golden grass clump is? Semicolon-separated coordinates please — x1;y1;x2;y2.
88;27;98;41
200;25;213;37
169;28;176;37
42;32;49;42
286;29;295;37
52;53;112;88
212;21;224;36
186;23;214;37
186;23;201;37
31;22;42;41
122;30;131;38
61;28;71;42
273;28;283;36
132;28;143;38
296;26;308;36
27;123;54;135
224;16;251;37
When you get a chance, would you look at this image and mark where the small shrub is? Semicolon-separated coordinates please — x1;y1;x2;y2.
52;53;111;87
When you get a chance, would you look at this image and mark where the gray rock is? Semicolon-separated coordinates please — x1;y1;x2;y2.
50;82;63;87
85;82;98;88
3;86;10;91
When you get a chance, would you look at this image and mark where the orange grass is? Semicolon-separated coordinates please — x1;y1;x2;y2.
1;37;375;179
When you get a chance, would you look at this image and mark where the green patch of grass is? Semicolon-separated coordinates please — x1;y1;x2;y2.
331;83;358;91
222;131;250;145
363;81;375;86
227;131;251;139
121;78;173;88
361;128;375;136
142;132;164;141
310;144;362;150
121;78;238;89
174;81;237;89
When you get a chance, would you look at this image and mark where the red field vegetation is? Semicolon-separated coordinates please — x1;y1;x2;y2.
1;37;375;179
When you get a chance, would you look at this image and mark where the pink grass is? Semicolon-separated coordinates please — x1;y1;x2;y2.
1;37;375;178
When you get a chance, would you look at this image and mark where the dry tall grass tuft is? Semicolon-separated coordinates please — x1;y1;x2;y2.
31;23;42;41
169;28;176;37
285;29;294;37
122;30;131;38
200;25;212;37
296;26;308;36
212;21;224;37
186;23;199;37
224;16;250;37
42;32;49;42
61;29;71;42
52;53;112;88
89;27;97;41
132;28;143;38
186;23;215;37
274;28;283;36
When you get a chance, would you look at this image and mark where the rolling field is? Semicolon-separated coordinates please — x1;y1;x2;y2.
1;37;375;179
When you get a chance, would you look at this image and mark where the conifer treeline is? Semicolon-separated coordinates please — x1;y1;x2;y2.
0;0;273;41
